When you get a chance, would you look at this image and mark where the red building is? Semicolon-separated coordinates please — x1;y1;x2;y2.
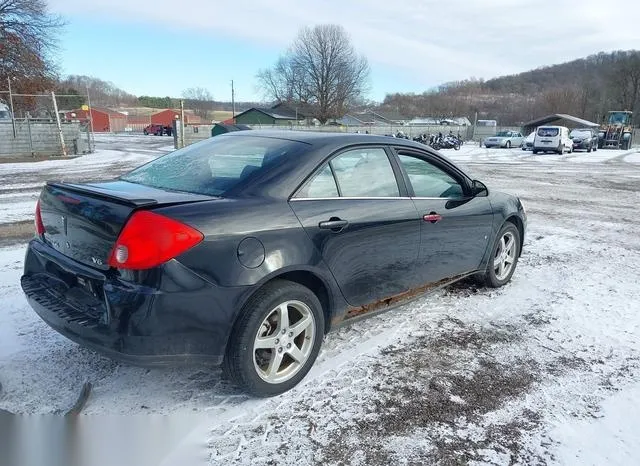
151;109;204;126
65;107;127;133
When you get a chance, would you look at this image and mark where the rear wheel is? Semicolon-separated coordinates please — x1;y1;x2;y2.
223;280;324;397
482;223;521;288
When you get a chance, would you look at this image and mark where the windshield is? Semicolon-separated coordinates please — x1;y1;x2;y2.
495;131;511;137
121;135;307;196
570;130;591;138
607;112;630;125
0;110;10;119
537;128;559;137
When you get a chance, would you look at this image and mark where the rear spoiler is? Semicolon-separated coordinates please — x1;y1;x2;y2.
46;182;158;207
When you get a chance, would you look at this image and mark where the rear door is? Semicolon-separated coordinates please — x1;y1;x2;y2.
393;150;494;283
289;146;421;307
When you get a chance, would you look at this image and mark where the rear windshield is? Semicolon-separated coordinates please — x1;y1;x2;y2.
537;128;559;137
121;135;307;196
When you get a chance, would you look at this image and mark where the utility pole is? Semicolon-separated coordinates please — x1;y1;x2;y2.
231;80;236;122
7;77;16;137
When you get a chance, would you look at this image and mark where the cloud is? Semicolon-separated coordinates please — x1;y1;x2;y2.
48;0;640;93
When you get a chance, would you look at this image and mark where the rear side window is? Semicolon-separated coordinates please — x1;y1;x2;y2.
294;147;400;198
331;148;399;197
296;165;339;198
537;128;559;137
120;136;306;196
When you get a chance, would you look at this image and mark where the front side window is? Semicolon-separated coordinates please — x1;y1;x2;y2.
397;154;465;198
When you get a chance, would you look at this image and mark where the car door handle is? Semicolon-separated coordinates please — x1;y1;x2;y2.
423;212;442;224
319;218;349;231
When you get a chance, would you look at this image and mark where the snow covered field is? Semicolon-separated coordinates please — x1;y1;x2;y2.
1;136;639;465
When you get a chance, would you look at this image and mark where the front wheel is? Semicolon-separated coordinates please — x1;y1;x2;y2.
482;223;521;288
506;140;512;149
223;280;324;397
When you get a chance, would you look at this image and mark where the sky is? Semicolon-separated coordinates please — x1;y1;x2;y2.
47;0;640;103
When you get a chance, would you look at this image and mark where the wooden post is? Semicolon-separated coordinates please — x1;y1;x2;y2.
51;91;67;156
26;112;34;156
86;85;95;152
7;77;16;138
180;99;185;148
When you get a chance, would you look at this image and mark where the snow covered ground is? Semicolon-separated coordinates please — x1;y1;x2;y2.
1;136;639;465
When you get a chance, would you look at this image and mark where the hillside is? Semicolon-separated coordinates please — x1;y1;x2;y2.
381;50;640;125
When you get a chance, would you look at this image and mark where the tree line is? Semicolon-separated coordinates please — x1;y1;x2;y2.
380;51;640;125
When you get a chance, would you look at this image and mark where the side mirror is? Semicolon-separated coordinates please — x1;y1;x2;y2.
472;180;488;197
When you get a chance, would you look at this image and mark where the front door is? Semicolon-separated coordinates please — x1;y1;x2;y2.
289;147;420;307
394;151;494;283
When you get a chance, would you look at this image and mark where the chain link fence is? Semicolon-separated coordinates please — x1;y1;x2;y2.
0;85;94;158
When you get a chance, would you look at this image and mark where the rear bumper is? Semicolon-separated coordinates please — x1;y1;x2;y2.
21;239;251;366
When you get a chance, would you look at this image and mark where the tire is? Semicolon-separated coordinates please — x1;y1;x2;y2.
506;140;511;149
587;145;592;153
532;150;538;154
557;145;563;155
223;279;324;397
481;223;521;288
454;142;460;150
622;139;630;150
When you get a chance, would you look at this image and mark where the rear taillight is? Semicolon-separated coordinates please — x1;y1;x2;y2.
107;211;203;270
35;200;45;236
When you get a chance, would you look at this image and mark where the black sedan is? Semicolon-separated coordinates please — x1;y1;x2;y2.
21;131;526;396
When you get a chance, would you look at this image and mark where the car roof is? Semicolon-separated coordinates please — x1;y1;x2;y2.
221;129;429;150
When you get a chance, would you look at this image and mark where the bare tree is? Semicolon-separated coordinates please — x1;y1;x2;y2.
182;87;214;119
257;24;370;124
609;51;640;114
0;0;63;92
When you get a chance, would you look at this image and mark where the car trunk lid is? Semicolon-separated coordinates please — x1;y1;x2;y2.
39;180;213;270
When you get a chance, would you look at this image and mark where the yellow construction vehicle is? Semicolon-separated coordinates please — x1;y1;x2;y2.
598;111;633;150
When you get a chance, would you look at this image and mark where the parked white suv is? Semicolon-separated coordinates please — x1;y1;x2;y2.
533;126;573;154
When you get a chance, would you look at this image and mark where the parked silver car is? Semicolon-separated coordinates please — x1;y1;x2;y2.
483;131;523;148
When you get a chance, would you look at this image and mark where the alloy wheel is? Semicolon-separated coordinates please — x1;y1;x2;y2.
493;231;517;281
253;300;316;384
